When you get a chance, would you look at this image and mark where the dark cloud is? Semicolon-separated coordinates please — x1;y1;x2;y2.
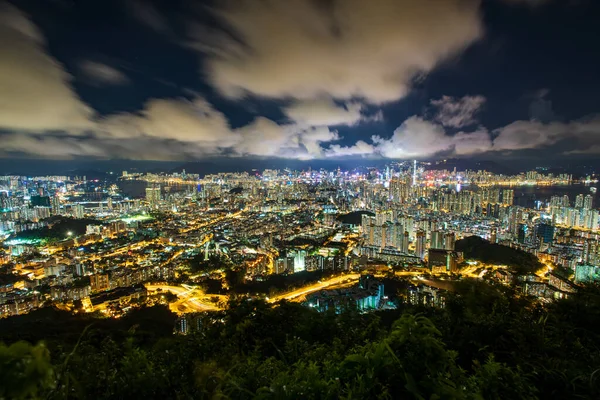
500;0;550;6
430;95;486;128
528;89;555;123
79;61;130;86
126;0;169;32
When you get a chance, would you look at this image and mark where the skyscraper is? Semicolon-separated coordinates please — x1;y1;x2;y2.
412;160;417;186
389;177;410;203
402;231;409;253
508;207;522;234
73;204;85;219
584;194;593;211
375;210;392;225
145;187;161;206
293;250;306;273
582;240;598;265
415;230;426;259
51;195;61;215
502;189;514;206
401;216;415;240
517;223;528;244
0;191;12;210
361;214;376;246
536;223;554;244
430;231;444;250
383;221;404;249
550;196;563;208
444;232;456;250
575;194;584;209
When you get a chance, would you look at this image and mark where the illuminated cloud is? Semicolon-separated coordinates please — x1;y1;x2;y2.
370;117;492;158
4;102;600;160
0;2;93;132
283;99;365;127
0;133;226;160
0;1;592;162
330;114;600;159
199;0;482;103
233;117;339;159
492;120;559;151
99;97;236;146
1;133;108;158
79;61;130;86
430;95;486;128
492;116;600;151
323;116;493;159
234;117;295;157
452;129;494;155
299;126;340;158
325;141;376;157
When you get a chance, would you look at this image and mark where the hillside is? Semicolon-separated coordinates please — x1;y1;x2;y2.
456;235;543;275
1;279;600;399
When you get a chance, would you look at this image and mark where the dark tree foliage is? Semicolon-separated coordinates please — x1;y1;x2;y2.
70;277;91;289
187;254;232;274
9;217;103;243
336;210;375;225
200;278;227;294
1;281;600;399
456;236;543;275
231;270;336;295
0;272;20;286
552;265;575;280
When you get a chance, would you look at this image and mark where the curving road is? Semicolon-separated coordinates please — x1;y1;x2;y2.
145;284;219;312
268;273;361;302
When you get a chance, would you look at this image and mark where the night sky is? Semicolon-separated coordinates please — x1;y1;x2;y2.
1;0;600;165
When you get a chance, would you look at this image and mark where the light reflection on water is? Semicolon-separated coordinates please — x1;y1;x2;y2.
481;183;597;208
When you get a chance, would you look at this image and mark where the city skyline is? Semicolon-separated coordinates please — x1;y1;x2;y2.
1;0;600;162
1;162;597;319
